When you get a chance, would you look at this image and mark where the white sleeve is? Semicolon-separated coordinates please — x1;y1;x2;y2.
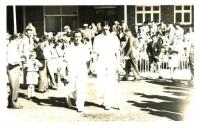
43;47;50;60
93;36;100;54
35;59;43;67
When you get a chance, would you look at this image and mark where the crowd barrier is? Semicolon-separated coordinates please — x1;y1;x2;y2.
134;54;191;80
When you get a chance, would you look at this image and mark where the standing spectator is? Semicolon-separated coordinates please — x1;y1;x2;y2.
119;22;129;39
188;40;194;86
26;22;37;37
6;35;23;109
20;28;35;88
146;35;162;77
167;24;175;43
96;22;102;35
81;23;93;53
55;39;65;87
81;23;92;43
137;37;149;73
186;28;194;86
25;51;42;100
65;30;90;112
93;21;121;110
122;29;141;81
168;41;180;80
63;25;74;39
173;22;184;45
183;27;193;54
149;21;158;36
161;32;170;49
35;38;49;93
140;22;150;38
20;28;35;62
173;22;184;60
111;24;118;36
158;20;167;36
89;22;98;44
44;39;58;89
111;21;120;35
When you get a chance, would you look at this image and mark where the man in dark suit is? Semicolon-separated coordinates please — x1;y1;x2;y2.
123;29;141;81
146;34;162;74
35;38;48;93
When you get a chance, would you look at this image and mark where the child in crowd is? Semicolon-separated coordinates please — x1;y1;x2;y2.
168;41;180;80
26;51;42;100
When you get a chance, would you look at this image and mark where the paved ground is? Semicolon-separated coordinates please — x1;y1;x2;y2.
3;76;193;123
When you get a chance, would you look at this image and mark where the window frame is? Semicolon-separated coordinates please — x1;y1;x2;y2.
135;5;161;25
43;6;79;33
174;5;192;25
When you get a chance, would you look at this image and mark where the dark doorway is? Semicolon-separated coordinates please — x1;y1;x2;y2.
94;6;119;24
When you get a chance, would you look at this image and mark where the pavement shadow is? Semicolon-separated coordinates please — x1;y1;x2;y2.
162;84;193;97
140;108;183;121
163;90;192;97
85;101;104;108
164;86;192;91
30;96;76;111
30;97;104;110
18;92;27;98
145;79;187;87
146;79;193;97
127;93;191;121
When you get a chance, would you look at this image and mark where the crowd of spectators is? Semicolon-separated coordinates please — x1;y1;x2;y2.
6;20;194;92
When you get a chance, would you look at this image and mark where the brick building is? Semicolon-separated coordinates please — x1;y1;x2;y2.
7;5;194;36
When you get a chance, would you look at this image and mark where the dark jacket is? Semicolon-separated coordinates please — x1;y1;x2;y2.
35;46;45;70
146;41;162;58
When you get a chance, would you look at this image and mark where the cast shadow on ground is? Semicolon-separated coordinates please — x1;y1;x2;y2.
31;97;72;108
127;93;191;121
84;101;104;108
162;85;193;97
164;86;192;92
145;79;189;87
145;79;193;97
18;92;27;98
18;95;76;111
18;93;103;110
140;108;184;121
163;90;191;97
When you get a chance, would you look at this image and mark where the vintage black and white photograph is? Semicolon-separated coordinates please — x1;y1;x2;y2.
2;0;199;126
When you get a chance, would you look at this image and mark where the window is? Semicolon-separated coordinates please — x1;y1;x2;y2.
174;5;192;25
45;16;61;32
153;13;159;22
137;6;143;11
62;6;78;15
137;14;143;23
44;6;78;32
145;13;151;22
45;6;60;15
135;6;160;25
176;13;182;22
145;6;151;11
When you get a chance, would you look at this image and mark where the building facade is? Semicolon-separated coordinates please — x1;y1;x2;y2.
7;5;194;36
